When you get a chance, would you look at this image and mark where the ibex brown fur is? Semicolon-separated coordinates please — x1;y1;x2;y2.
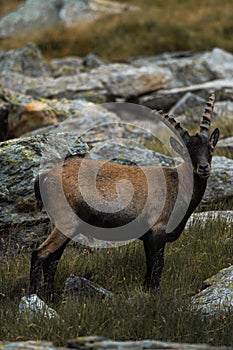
30;94;219;298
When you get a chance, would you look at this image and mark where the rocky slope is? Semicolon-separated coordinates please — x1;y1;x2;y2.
0;0;138;39
0;43;233;342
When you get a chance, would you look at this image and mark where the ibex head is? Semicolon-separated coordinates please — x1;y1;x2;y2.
161;94;220;179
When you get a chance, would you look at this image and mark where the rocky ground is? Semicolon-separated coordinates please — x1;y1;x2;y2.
1;337;232;350
0;43;233;348
0;0;138;39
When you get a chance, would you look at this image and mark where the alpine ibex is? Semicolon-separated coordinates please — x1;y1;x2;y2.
30;94;219;297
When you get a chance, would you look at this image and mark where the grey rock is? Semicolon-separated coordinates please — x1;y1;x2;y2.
67;336;233;350
0;341;58;350
99;64;172;99
186;211;233;229
19;294;60;319
90;141;175;166
82;53;104;68
169;95;233;130
140;79;233;111
50;56;83;77
0;89;117;140
0;63;171;101
59;0;138;27
0;1;60;39
169;92;206;128
26;99;122;143
133;48;233;87
191;266;233;315
218;136;233;154
63;275;114;300
0;43;49;77
0;134;88;248
0;339;230;350
204;156;233;204
0;0;137;38
214;101;233;120
202;48;233;79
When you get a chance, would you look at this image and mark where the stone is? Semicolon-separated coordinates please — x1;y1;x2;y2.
50;56;83;77
0;0;137;38
0;134;89;248
82;53;104;68
63;275;114;300
139;79;233;111
90;141;175;166
204;156;233;204
202;48;233;79
59;0;138;27
186;211;233;229
0;1;60;39
133;48;233;87
214;101;233;120
0;89;117;140
67;336;233;350
0;62;171;101
0;43;49;77
191;266;233;315
217;136;233;155
19;294;60;319
0;339;230;350
168;92;206;128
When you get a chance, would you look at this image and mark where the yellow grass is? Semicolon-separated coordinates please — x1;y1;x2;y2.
0;0;232;60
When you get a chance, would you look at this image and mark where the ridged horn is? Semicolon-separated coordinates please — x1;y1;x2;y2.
200;93;215;137
155;109;190;141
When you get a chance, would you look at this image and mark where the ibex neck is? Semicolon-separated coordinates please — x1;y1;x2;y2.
192;172;208;206
165;165;208;242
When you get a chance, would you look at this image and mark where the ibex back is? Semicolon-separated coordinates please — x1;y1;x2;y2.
30;94;219;298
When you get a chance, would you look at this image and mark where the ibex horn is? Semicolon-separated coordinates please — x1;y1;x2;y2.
153;109;190;141
200;93;215;137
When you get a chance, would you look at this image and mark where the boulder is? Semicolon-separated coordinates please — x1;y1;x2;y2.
0;89;118;140
59;0;137;27
50;56;83;78
168;92;205;128
0;63;172;101
191;266;233;315
68;337;232;350
82;53;104;69
204;156;233;204
0;0;138;39
19;294;60;320
0;339;230;350
139;79;233;111
201;48;233;79
133;48;233;86
217;136;233;156
0;43;49;77
186;211;233;229
0;134;89;248
0;1;60;39
168;95;233;131
63;275;114;300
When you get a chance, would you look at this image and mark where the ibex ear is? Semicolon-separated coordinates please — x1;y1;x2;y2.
170;136;185;158
210;128;220;148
